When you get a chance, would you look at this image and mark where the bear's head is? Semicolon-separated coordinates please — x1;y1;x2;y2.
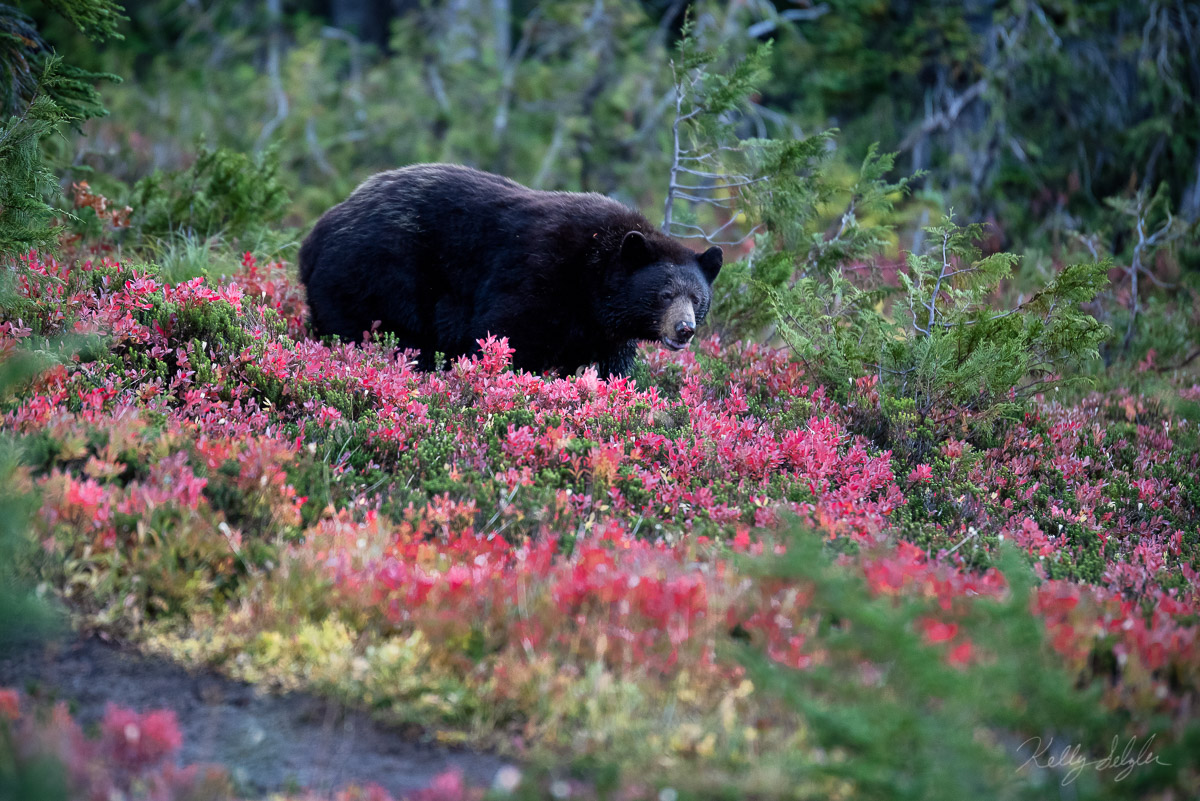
612;230;722;351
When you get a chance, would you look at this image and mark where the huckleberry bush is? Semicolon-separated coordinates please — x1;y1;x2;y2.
1;243;1197;796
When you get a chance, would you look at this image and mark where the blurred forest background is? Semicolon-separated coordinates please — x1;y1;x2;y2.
3;0;1200;369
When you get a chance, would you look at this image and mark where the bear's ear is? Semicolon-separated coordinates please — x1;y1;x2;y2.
698;246;723;283
620;230;654;269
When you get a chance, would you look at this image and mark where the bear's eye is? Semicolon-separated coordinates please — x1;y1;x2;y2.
690;294;701;306
659;290;673;303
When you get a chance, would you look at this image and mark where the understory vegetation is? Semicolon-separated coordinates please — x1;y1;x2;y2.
2;1;1200;800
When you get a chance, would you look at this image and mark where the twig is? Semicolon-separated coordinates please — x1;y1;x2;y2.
662;62;686;233
944;527;978;556
1158;346;1200;373
897;80;987;154
925;229;953;333
305;118;336;178
670;175;769;190
671;192;736;207
745;2;830;38
1122;194;1184;351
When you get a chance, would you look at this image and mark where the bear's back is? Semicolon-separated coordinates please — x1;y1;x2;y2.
348;163;642;247
329;164;662;291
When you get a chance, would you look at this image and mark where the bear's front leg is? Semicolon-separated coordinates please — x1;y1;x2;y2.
597;342;638;379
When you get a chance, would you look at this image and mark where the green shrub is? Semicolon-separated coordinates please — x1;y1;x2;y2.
768;216;1108;460
732;524;1192;801
130;142;290;243
660;25;1108;458
660;22;911;341
0;318;61;651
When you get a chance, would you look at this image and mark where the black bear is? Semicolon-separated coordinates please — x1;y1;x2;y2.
298;163;722;377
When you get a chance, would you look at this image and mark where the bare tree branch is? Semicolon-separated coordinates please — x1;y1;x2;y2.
1122;192;1189;351
745;2;830;38
493;9;541;141
897;79;988;154
671;175;769;190
305;118;335;178
532;115;567;189
925;229;953;333
255;0;288;151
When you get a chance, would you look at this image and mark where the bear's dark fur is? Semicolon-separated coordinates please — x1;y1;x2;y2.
298;163;722;377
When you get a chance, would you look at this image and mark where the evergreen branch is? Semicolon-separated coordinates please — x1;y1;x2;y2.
44;0;126;40
793;198;855;284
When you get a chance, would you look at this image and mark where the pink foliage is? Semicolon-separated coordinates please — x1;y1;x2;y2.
4;249;1199;745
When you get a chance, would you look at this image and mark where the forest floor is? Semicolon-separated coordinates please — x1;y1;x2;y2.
0;635;509;797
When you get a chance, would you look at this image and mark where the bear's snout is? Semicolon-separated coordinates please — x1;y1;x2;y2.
660;297;697;351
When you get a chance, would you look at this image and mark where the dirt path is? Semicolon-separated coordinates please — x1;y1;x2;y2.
0;636;512;798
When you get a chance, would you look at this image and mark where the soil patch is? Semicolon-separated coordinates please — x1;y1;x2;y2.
0;635;512;798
